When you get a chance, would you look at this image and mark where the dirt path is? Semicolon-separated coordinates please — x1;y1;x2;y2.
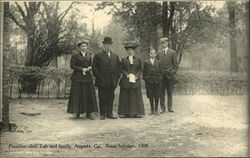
0;94;248;157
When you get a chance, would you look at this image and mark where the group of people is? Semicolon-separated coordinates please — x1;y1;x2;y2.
67;36;178;120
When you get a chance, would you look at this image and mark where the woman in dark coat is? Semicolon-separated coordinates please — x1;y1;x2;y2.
67;40;98;119
118;41;145;118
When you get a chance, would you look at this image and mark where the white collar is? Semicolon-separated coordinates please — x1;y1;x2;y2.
165;47;168;52
150;58;155;64
128;56;134;64
81;51;86;56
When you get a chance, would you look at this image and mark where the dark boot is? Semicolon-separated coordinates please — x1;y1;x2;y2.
87;113;94;120
76;113;80;119
155;98;159;116
107;113;117;119
149;98;154;115
100;115;106;120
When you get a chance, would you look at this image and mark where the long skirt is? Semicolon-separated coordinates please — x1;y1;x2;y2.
118;88;145;115
67;81;98;114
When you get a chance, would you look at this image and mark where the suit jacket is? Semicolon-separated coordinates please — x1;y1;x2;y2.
70;51;93;82
92;50;121;87
143;59;162;84
119;56;142;89
156;48;178;79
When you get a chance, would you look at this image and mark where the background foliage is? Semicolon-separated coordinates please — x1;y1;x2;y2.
8;66;247;99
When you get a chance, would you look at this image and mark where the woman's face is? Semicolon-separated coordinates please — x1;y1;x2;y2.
126;48;135;56
80;43;88;51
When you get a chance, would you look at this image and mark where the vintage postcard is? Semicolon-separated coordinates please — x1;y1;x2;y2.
0;0;249;157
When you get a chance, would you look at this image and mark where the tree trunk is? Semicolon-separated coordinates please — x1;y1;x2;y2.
227;1;238;73
162;2;175;39
162;2;168;37
2;2;10;130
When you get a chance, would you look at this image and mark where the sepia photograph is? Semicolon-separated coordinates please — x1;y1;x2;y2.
0;0;249;157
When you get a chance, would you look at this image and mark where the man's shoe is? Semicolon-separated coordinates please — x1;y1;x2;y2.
155;110;159;116
107;115;117;119
149;110;154;115
87;113;94;120
168;109;174;113
160;110;165;114
100;115;105;120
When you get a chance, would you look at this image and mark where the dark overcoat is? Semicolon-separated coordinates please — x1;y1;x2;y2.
92;50;121;87
70;51;93;82
119;56;142;89
143;59;162;84
156;48;178;79
67;51;98;114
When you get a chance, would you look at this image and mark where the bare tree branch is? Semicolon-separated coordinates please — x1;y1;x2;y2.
58;2;74;23
8;12;27;31
15;2;26;20
24;2;29;12
35;2;42;11
42;2;50;17
38;8;47;23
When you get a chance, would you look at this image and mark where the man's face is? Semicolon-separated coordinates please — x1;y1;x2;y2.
103;43;112;51
161;41;168;48
149;50;156;59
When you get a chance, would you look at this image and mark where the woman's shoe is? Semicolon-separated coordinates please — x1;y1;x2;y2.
87;113;94;120
76;113;80;119
132;115;142;118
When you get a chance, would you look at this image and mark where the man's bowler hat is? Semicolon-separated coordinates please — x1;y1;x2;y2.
102;37;113;44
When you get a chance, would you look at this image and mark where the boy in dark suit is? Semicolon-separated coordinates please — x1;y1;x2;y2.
143;48;162;116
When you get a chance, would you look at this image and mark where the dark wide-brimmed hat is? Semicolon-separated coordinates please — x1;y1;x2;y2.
102;37;113;44
123;40;138;49
160;37;169;42
77;39;89;47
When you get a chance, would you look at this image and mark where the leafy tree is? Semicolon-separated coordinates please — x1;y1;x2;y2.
97;2;161;60
103;16;129;58
8;2;81;92
96;2;222;63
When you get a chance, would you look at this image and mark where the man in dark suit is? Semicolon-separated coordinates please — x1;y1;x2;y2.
92;37;121;120
157;37;178;113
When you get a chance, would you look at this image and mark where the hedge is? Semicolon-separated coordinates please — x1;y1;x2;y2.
8;66;248;99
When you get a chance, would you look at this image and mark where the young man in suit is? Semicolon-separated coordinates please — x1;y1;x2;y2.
92;37;121;120
143;48;162;116
157;37;178;113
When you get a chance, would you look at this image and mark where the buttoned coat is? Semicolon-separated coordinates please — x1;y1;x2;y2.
119;56;142;89
92;50;121;87
143;59;162;84
156;48;178;79
70;51;93;82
